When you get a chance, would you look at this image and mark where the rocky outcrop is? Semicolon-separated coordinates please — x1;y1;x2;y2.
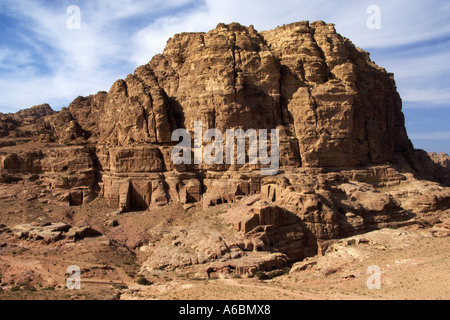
0;146;98;206
10;222;100;244
0;21;449;275
0;104;55;139
429;152;450;170
31;20;412;167
67;92;108;141
262;22;413;167
0;21;431;177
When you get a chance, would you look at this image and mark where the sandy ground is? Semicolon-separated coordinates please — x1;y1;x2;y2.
119;230;449;300
0;194;448;301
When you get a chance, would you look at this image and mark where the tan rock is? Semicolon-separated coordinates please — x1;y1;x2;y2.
0;20;449;276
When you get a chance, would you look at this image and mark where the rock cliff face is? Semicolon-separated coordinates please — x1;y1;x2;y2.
0;21;449;275
95;21;412;167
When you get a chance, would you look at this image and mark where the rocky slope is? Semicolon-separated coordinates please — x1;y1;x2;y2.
0;21;449;280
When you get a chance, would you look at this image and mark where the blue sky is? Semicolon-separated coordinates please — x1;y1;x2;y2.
0;0;449;154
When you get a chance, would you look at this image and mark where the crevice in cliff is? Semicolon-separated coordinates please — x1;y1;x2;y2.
138;100;153;141
134;74;155;141
88;146;103;200
230;33;238;102
145;92;158;142
363;119;373;163
140;63;180;134
278;62;287;126
278;62;303;167
122;79;129;98
354;79;374;164
308;88;319;129
298;58;307;83
310;30;332;83
212;106;216;129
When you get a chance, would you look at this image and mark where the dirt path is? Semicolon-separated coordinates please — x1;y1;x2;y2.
0;255;135;287
217;279;372;300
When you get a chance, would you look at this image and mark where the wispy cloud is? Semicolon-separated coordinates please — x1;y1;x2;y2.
0;0;203;112
409;131;450;141
401;89;450;107
0;0;449;117
0;48;34;69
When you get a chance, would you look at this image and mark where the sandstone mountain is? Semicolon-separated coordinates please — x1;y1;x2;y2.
0;21;449;279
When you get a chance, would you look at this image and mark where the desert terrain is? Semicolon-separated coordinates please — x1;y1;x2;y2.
0;21;449;301
0;192;448;300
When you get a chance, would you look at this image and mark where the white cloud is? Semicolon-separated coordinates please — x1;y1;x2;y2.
0;0;199;112
368;46;450;107
0;0;449;113
0;48;35;69
400;88;450;106
409;131;450;140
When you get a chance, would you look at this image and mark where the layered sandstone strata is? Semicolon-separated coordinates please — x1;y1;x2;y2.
0;21;449;275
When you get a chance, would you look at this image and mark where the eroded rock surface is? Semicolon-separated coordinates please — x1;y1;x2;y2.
0;21;449;276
